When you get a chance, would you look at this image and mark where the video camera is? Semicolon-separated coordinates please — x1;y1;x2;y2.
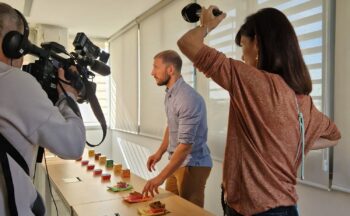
22;32;110;104
22;33;110;154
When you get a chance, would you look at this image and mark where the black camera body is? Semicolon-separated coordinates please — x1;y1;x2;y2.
22;32;110;104
22;54;59;102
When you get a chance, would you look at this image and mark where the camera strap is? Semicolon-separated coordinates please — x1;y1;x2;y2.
0;133;30;216
57;79;82;117
57;73;106;147
85;81;107;147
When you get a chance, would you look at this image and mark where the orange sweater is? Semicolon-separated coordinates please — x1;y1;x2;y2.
193;46;341;215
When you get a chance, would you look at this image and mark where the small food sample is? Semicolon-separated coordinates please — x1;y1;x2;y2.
93;169;102;176
149;201;166;213
81;160;89;166
138;201;169;215
106;159;114;168
113;164;122;174
122;169;130;178
94;153;101;161
124;191;152;203
87;164;95;170
129;191;143;200
117;181;128;188
88;149;95;157
101;173;111;181
108;181;133;192
99;156;107;165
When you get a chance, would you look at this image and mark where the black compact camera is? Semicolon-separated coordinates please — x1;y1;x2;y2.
22;32;110;104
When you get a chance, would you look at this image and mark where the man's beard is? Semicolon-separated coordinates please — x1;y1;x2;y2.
157;74;170;86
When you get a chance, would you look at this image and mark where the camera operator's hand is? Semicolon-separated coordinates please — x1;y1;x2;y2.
57;67;79;99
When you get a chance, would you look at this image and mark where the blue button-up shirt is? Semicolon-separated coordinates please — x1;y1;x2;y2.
165;77;212;167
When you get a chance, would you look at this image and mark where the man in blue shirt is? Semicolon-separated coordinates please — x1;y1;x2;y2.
142;50;212;207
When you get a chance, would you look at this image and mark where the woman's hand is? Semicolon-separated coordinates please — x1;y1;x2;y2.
200;5;226;32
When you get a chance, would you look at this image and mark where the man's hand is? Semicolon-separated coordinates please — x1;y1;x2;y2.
142;175;165;197
57;67;79;98
147;151;163;172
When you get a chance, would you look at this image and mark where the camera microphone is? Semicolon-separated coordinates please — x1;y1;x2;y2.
21;40;49;58
90;59;110;76
181;3;223;23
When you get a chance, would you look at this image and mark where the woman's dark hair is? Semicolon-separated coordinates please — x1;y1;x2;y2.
235;8;312;95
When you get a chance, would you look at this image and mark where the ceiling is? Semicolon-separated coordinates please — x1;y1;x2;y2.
3;0;161;39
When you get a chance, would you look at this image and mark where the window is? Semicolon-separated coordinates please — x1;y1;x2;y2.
202;0;324;110
255;0;324;111
138;0;194;138
109;25;138;132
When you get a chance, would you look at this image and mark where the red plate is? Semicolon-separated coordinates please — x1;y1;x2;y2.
123;196;152;203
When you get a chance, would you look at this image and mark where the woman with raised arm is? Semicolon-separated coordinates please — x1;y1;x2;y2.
178;6;340;216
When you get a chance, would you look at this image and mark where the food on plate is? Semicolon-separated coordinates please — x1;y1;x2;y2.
149;201;166;213
124;191;152;203
138;201;169;215
128;191;143;200
108;181;133;192
116;181;128;188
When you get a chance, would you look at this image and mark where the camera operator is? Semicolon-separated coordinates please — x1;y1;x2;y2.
0;3;85;216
